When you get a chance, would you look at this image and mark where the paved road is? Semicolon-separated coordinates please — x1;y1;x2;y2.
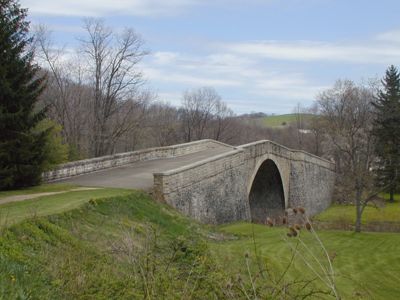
56;146;233;190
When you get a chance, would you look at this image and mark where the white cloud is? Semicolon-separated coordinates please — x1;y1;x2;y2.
143;65;242;87
153;52;181;65
155;92;183;106
22;0;277;17
223;40;400;64
142;50;323;112
45;24;84;34
22;0;199;17
254;81;328;100
376;29;400;44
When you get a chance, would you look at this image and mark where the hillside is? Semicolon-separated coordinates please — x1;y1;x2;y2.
0;187;399;299
259;113;315;128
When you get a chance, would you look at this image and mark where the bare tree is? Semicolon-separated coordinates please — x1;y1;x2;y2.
35;21;151;158
80;18;149;156
293;103;305;149
210;100;235;142
35;25;90;158
306;104;325;156
146;103;181;147
181;87;218;142
317;80;378;232
181;87;236;143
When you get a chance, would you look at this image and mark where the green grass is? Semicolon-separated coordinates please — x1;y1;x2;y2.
260;113;315;128
0;183;78;199
1;186;399;299
211;222;400;299
0;191;219;299
0;187;132;226
314;194;400;228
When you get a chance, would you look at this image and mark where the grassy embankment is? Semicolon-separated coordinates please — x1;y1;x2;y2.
0;184;132;226
0;185;399;299
0;188;222;299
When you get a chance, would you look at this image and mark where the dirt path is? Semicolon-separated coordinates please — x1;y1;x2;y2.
0;187;101;205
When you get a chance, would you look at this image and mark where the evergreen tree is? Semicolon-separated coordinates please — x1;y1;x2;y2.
0;0;49;189
372;65;400;202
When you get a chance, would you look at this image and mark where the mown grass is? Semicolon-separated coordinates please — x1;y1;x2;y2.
260;113;315;128
314;193;400;227
211;222;400;300
0;187;133;226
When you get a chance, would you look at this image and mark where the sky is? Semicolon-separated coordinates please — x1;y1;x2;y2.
21;0;400;114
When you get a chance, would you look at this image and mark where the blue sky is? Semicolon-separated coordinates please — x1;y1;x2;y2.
21;0;400;114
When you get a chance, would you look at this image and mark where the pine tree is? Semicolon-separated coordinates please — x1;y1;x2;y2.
372;65;400;202
0;0;49;189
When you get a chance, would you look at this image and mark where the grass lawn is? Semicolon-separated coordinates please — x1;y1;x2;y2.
314;194;400;231
0;185;132;226
211;222;400;299
260;113;315;128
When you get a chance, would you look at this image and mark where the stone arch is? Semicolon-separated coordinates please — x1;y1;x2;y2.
248;159;286;223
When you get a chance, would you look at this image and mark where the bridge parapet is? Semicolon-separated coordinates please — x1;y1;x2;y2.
240;140;293;160
239;140;335;171
43;139;231;182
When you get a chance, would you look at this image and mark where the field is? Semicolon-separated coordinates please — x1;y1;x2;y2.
211;223;400;299
0;186;399;299
314;193;400;231
259;113;315;128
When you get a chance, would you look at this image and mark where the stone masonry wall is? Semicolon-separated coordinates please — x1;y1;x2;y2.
43;140;229;182
288;151;336;216
153;149;250;224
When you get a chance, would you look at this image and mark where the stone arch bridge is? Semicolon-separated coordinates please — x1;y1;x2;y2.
44;140;335;224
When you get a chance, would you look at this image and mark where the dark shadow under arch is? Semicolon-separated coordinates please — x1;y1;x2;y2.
249;159;285;223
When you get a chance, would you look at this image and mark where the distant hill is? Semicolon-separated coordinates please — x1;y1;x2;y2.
258;113;315;128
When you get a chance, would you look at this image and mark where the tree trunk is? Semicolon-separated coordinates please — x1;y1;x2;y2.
355;205;362;233
355;185;363;233
389;187;394;203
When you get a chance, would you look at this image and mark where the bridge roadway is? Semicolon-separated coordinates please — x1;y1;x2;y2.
57;145;232;190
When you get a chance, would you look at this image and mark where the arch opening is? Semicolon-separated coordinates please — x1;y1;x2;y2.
249;159;285;223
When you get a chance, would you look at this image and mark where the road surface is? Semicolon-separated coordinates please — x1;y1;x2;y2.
56;145;233;190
